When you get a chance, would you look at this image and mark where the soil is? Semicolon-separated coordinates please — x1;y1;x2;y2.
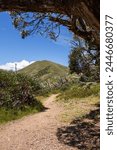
0;95;77;150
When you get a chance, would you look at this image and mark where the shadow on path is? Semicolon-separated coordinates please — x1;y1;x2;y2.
56;108;100;150
42;107;49;112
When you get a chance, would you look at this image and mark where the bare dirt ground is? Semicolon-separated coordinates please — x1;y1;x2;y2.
0;95;77;150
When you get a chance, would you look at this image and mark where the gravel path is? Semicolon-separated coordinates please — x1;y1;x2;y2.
0;95;77;150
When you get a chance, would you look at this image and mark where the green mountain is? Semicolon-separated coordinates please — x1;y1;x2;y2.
19;60;68;77
18;60;71;88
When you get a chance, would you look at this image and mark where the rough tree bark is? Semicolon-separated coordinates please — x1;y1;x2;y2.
0;0;100;46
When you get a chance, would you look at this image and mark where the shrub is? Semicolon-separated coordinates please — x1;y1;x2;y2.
58;83;100;100
0;70;43;110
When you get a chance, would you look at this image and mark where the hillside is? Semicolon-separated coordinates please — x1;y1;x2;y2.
19;60;68;76
18;60;73;89
18;60;80;91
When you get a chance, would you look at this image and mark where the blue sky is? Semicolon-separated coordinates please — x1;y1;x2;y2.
0;12;72;70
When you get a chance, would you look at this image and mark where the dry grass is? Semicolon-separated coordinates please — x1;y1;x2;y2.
57;96;99;123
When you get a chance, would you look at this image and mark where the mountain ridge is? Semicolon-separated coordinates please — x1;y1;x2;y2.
19;60;68;76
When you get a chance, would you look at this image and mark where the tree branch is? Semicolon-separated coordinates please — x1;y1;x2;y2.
0;0;100;46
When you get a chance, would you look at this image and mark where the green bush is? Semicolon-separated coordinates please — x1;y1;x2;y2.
58;83;100;100
0;70;43;110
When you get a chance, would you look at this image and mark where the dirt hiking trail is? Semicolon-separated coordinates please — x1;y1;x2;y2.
0;95;77;150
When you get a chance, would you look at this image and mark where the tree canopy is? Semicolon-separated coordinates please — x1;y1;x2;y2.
69;41;100;81
0;0;100;46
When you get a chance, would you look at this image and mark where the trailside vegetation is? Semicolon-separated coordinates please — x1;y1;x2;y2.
0;70;44;123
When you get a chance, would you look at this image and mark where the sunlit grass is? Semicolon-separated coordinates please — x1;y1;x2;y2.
0;106;41;124
58;96;99;123
56;83;100;123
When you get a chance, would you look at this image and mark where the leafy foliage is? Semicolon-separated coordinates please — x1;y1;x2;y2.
10;12;62;40
69;39;100;81
58;83;100;100
0;70;43;110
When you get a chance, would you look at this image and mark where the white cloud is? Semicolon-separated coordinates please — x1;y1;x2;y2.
0;60;35;71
